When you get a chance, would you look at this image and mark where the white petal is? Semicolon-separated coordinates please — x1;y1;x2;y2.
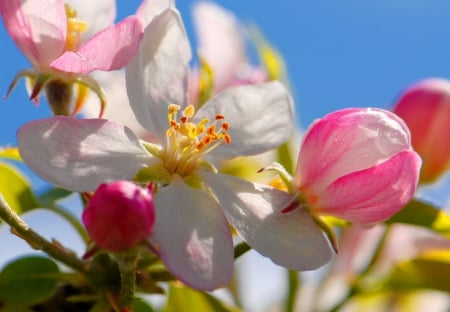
17;117;152;192
192;1;247;92
149;176;233;290
195;81;295;158
136;0;174;26
202;172;332;271
126;8;191;139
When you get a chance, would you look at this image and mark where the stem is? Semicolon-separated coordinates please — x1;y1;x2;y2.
43;204;89;244
117;252;139;310
284;270;300;312
0;194;87;272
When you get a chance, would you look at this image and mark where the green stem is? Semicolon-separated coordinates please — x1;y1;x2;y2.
117;252;139;310
0;194;87;273
284;270;300;312
43;204;89;244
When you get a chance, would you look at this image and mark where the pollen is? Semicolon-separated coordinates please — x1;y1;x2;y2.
162;104;232;177
65;4;89;51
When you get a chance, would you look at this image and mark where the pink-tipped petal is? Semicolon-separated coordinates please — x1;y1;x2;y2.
17;117;152;192
295;108;412;193
0;0;66;68
149;176;233;290
392;78;450;183
317;150;421;223
195;81;295;158
51;16;144;74
202;172;332;271
126;8;191;139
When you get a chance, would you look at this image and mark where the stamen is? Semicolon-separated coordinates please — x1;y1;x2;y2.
65;4;88;51
163;104;232;177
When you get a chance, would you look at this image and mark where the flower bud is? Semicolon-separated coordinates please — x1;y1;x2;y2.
294;108;421;224
82;181;155;252
392;78;450;184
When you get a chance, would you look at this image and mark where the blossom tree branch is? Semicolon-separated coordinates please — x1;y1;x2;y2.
0;194;87;273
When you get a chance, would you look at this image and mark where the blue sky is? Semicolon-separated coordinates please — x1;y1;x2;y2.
2;0;450;144
1;1;450;311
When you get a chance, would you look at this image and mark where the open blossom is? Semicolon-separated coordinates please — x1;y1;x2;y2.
286;108;421;224
0;0;143;116
392;78;450;184
18;7;332;290
82;181;155;252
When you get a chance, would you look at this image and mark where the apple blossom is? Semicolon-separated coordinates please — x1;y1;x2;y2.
392;78;450;184
279;108;421;224
18;7;332;290
0;0;143;116
82;181;155;252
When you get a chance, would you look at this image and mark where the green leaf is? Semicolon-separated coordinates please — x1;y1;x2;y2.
0;256;60;306
0;306;33;312
386;199;450;238
38;187;74;207
383;252;450;293
133;297;155;312
0;163;39;215
162;285;240;312
0;147;22;162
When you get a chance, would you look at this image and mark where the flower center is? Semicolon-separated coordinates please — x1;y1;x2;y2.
161;104;231;177
64;4;88;51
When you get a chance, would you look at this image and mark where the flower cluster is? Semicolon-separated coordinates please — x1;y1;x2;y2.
2;1;447;312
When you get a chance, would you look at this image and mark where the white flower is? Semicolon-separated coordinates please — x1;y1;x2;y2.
18;7;331;290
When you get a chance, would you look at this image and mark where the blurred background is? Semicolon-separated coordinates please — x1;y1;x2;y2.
1;1;449;311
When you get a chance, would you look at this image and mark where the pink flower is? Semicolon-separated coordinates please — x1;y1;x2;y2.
82;181;155;252
392;78;450;184
292;108;421;224
0;0;143;116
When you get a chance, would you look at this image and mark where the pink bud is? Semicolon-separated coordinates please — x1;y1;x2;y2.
294;108;421;224
392;78;450;184
82;181;155;252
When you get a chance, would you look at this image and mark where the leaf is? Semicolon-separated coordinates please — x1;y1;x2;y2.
0;256;60;306
383;252;450;293
162;284;240;312
0;163;39;215
133;297;155;312
386;199;450;238
38;187;74;207
0;147;22;162
0;306;33;312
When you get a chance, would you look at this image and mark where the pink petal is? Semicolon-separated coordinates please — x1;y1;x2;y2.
202;172;332;271
392;78;450;183
316;150;421;223
149;176;233;290
295;108;412;193
125;8;191;139
0;0;66;68
17;117;152;192
51;16;144;74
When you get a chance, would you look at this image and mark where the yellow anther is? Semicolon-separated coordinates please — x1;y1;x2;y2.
168;104;181;113
183;105;195;118
64;4;88;51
